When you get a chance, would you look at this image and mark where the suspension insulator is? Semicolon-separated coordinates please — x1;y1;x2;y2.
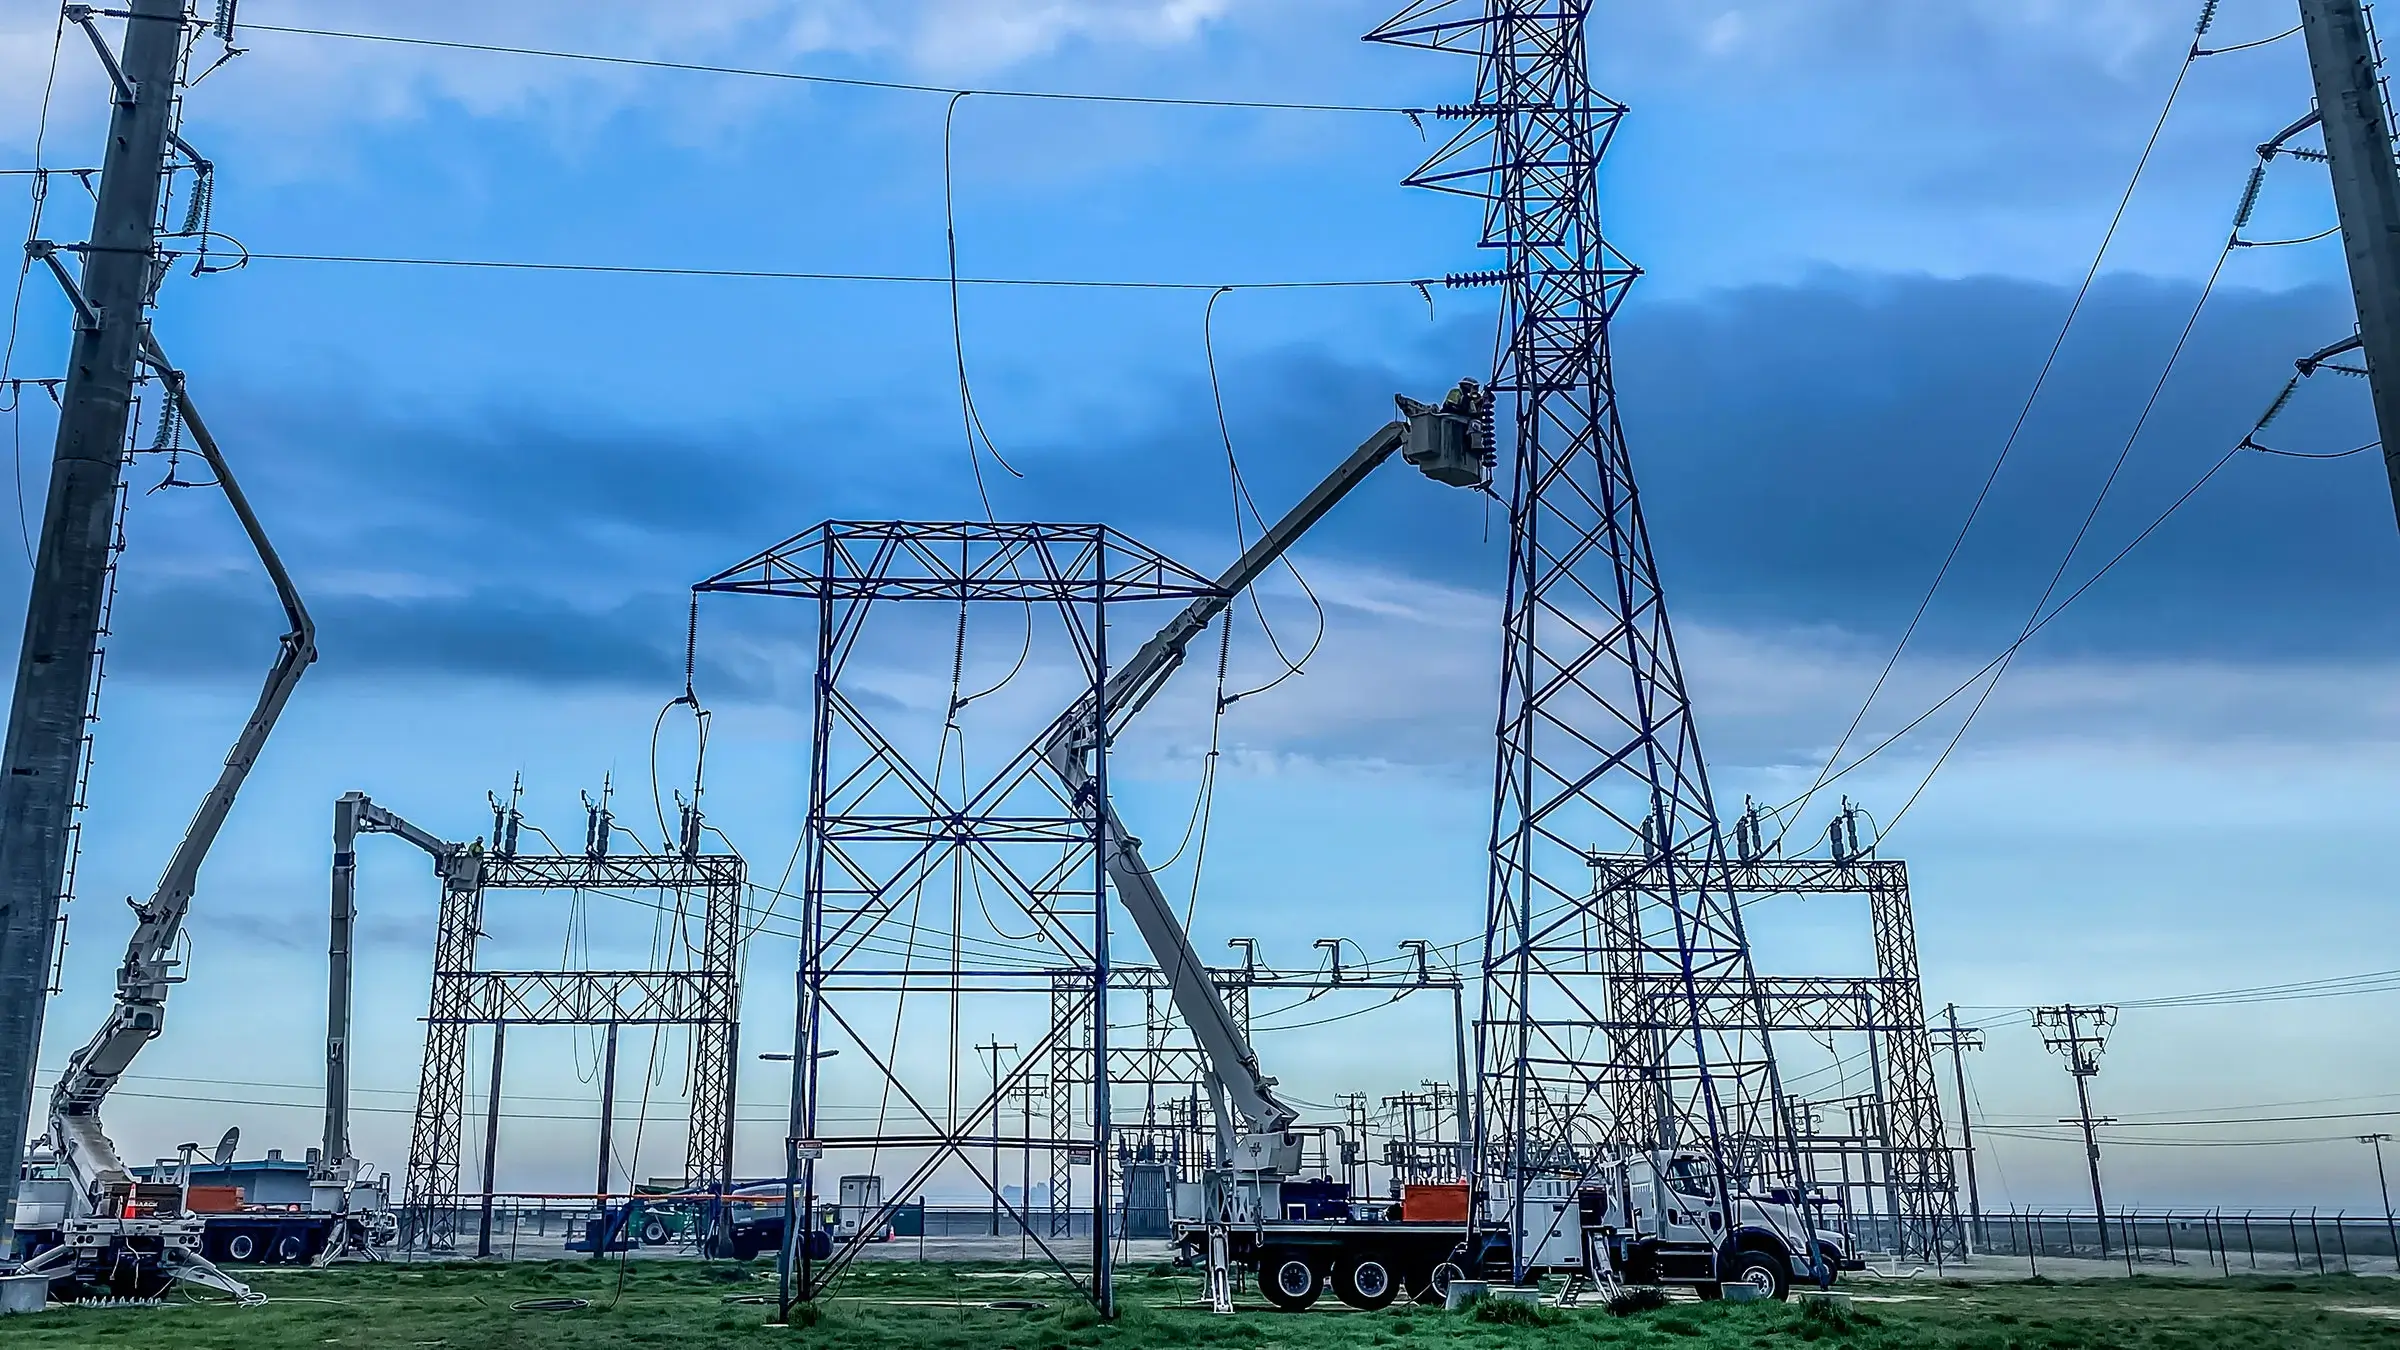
1444;268;1512;289
2256;377;2299;429
2233;164;2266;230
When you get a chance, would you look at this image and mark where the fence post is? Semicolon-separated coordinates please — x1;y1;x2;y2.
2030;1210;2042;1278
2311;1208;2327;1275
2243;1211;2255;1270
2338;1210;2351;1273
2165;1212;2177;1268
2122;1211;2135;1276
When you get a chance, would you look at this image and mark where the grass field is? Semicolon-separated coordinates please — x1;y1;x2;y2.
7;1260;2400;1348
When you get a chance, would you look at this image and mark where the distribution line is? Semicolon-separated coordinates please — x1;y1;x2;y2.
240;22;1425;115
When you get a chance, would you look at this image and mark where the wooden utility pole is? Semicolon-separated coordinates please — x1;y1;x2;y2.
0;0;191;1251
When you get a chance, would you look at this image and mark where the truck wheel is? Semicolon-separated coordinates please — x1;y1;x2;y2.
1333;1255;1399;1310
225;1232;256;1262
1259;1250;1323;1311
1404;1260;1460;1305
1812;1243;1843;1287
275;1234;307;1264
641;1217;672;1246
1723;1250;1790;1301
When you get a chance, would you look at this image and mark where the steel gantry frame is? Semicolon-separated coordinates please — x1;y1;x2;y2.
1589;853;1962;1260
697;520;1223;1313
384;807;745;1255
1367;1;1802;1248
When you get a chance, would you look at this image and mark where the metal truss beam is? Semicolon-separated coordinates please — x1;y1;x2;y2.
703;519;1219;1316
1593;851;1962;1260
395;838;745;1254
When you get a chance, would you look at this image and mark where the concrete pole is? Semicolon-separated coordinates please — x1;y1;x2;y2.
1449;982;1471;1183
477;1023;506;1258
0;0;191;1250
594;1022;619;1238
1090;564;1114;1317
325;795;362;1172
2299;0;2400;527
1941;1004;1986;1253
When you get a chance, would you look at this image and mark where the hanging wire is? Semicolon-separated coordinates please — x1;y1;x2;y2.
1203;287;1327;703
944;92;1024;518
1;14;68;567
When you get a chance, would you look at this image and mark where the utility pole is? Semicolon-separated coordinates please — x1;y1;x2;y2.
976;1038;1016;1238
2032;1005;2117;1256
0;0;192;1251
2299;0;2400;527
1931;1003;1987;1252
2363;1133;2398;1268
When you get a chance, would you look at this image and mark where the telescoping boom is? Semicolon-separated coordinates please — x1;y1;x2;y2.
1037;382;1489;1173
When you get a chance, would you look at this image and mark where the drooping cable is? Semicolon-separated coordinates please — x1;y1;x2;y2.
1203;287;1327;702
1774;27;2204;849
943;93;1024;520
0;12;66;567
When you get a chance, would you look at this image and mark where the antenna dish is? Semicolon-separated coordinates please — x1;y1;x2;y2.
211;1127;240;1168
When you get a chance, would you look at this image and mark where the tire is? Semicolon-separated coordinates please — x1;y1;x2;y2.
1258;1250;1324;1312
1404;1259;1460;1306
1723;1249;1790;1302
225;1231;257;1262
1333;1255;1399;1310
640;1217;672;1246
1812;1243;1843;1287
275;1234;307;1264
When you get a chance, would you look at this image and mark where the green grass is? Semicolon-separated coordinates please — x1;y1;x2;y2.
5;1261;2400;1349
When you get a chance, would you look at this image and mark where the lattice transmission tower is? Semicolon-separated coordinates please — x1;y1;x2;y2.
1367;2;1801;1227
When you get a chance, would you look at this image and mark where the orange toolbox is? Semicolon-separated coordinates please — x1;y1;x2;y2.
1400;1183;1469;1223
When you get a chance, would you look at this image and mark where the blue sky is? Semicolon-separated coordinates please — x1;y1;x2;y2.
3;0;2398;1213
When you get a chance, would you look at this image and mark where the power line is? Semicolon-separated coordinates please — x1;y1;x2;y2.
1880;234;2239;836
1982;1127;2353;1149
240;22;1426;116
231;250;1434;292
1776;20;2208;848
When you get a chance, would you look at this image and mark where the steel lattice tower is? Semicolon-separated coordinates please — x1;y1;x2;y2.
1368;2;1801;1227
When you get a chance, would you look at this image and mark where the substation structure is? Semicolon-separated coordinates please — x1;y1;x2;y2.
383;805;745;1255
1368;0;1805;1247
695;520;1222;1305
1590;852;1962;1261
1044;949;1471;1237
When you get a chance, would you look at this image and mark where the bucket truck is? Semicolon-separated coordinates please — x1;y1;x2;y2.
1041;384;1840;1310
9;338;313;1301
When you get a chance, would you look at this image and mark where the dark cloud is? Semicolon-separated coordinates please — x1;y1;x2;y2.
83;268;2400;696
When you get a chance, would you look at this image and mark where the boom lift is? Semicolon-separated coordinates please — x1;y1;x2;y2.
15;338;315;1300
1039;387;1841;1310
1034;382;1489;1273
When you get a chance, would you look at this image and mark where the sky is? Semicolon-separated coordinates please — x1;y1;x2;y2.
2;0;2398;1219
